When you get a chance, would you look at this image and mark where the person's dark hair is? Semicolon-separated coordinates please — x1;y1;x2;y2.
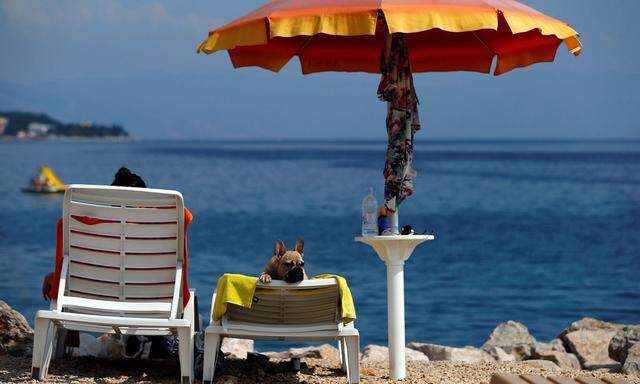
111;167;147;188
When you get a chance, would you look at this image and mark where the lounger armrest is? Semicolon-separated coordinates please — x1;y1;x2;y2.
182;289;196;320
209;291;220;327
188;288;196;308
209;291;218;325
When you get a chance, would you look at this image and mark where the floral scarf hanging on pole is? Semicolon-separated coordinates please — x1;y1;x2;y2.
378;33;421;213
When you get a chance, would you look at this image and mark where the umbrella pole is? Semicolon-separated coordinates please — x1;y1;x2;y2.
387;258;406;379
390;209;399;235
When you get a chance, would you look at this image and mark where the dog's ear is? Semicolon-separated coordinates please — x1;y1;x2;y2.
274;240;286;258
294;238;304;256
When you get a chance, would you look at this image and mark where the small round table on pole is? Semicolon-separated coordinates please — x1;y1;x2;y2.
355;234;435;380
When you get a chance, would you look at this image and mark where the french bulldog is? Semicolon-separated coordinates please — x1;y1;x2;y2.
259;239;307;284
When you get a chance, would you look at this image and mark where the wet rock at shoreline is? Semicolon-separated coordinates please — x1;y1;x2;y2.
609;325;640;363
0;300;33;357
481;321;537;360
408;342;493;363
622;342;640;376
539;351;581;370
560;317;622;370
361;344;429;362
222;338;254;359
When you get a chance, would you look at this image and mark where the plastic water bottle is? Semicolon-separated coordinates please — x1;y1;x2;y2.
361;187;378;236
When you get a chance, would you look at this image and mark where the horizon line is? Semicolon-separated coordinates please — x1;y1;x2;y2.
133;137;640;143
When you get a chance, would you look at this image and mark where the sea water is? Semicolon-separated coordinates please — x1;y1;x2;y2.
0;139;638;350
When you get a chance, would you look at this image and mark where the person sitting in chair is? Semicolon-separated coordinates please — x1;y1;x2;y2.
41;167;194;359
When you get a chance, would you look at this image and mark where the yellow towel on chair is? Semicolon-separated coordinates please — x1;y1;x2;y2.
314;274;356;324
211;273;356;324
211;274;258;322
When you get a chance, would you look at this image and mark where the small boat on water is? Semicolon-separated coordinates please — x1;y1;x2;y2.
22;167;65;193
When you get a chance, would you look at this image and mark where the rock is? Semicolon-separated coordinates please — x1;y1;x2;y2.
407;342;493;363
481;321;537;360
528;341;566;359
550;338;566;353
221;338;254;359
532;342;553;357
593;363;623;372
263;344;338;360
562;327;620;369
292;344;339;360
558;317;625;370
484;346;516;362
559;317;623;338
524;359;560;371
360;345;387;361
539;351;581;370
622;342;640;376
0;300;33;356
405;347;430;362
361;344;429;362
582;362;622;373
609;325;640;363
6;337;33;357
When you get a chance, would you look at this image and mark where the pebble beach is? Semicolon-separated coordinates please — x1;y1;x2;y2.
2;354;639;384
2;297;639;384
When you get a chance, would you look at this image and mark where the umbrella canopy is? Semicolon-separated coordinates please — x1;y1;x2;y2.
197;0;581;220
197;0;581;76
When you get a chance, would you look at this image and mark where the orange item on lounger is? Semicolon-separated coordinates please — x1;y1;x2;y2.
48;209;193;308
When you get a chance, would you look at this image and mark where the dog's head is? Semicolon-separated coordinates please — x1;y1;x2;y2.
273;239;305;283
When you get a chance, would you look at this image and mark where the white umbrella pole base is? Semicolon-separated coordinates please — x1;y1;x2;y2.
355;235;435;380
387;261;406;379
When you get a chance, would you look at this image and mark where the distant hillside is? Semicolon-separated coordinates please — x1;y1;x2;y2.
0;111;129;139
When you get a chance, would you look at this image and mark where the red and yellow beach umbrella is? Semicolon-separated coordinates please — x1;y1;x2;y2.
197;0;580;75
197;0;581;215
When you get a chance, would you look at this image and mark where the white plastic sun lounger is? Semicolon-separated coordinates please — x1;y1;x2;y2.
202;278;360;384
31;185;197;383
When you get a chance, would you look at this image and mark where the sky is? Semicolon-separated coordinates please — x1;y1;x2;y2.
0;0;639;139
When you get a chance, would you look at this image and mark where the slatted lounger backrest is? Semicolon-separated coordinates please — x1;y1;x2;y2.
57;185;185;320
226;279;340;326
